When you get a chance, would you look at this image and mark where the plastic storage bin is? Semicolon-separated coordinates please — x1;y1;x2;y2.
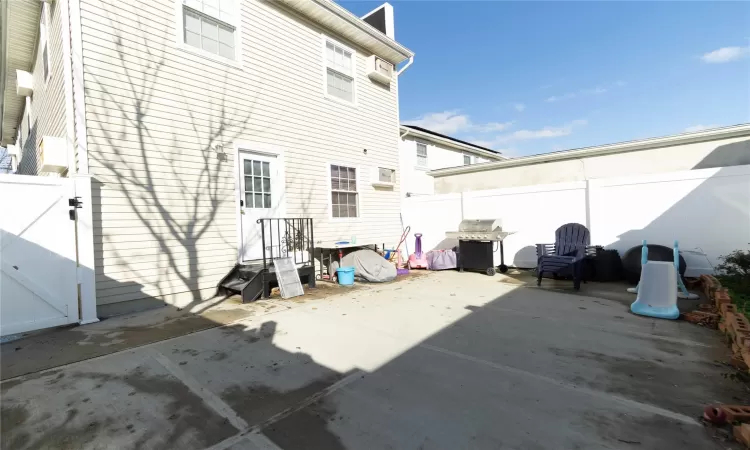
336;267;355;286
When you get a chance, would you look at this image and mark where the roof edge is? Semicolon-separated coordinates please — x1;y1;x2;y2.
400;125;506;160
428;123;750;177
312;0;413;60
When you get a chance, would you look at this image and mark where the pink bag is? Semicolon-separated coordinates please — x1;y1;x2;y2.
426;249;458;270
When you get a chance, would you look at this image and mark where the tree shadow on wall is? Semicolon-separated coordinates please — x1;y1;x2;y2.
85;11;288;316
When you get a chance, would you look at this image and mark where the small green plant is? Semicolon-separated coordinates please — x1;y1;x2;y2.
716;250;750;318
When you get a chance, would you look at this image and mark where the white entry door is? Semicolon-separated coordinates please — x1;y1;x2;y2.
239;152;284;262
0;175;80;336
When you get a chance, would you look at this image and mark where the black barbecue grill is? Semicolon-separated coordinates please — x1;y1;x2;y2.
445;219;512;276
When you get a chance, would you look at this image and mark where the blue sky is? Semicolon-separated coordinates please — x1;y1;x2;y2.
343;1;750;157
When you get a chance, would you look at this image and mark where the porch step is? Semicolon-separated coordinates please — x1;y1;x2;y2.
217;264;265;303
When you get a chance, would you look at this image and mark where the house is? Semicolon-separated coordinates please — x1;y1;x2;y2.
399;124;505;197
1;0;414;317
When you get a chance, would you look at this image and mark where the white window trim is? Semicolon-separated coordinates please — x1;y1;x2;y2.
321;34;358;107
415;141;429;170
40;2;51;86
327;162;361;221
174;0;243;69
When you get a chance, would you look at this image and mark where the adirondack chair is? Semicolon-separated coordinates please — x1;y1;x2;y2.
536;223;591;290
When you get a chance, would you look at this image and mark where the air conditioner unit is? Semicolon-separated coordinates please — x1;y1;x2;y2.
39;136;69;173
16;70;33;97
367;56;393;84
371;167;395;188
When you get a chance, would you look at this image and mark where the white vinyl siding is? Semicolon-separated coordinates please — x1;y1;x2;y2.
324;39;355;103
79;0;402;307
16;0;67;176
416;142;427;167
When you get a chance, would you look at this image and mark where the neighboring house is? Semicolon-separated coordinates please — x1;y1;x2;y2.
398;125;504;197
1;0;414;316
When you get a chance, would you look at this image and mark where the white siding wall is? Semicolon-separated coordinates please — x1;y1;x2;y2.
399;136;489;197
16;2;68;176
80;0;404;308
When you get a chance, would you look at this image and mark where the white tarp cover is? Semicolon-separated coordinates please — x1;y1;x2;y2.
329;249;397;283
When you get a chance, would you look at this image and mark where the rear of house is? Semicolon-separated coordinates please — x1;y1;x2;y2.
2;0;413;317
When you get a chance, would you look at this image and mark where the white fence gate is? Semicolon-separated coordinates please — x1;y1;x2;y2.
0;175;80;336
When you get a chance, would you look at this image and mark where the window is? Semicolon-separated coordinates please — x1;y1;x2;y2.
243;159;271;208
40;3;50;83
324;39;355;103
330;165;358;218
182;0;236;60
416;142;428;167
463;154;472;165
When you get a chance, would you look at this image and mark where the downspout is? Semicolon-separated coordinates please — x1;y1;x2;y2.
579;158;592;234
396;55;414;76
0;0;9;145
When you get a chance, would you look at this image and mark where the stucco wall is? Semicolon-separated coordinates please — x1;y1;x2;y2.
434;135;750;193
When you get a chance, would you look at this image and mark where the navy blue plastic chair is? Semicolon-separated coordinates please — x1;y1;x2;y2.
536;223;591;290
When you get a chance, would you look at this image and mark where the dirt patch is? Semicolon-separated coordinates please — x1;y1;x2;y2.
207;351;229;362
262;398;346;450
221;373;343;427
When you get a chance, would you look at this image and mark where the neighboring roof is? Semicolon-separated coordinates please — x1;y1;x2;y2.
428;123;750;177
275;0;413;64
400;125;505;160
0;0;39;146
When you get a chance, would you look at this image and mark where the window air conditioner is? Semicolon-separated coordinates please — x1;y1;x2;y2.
367;56;393;84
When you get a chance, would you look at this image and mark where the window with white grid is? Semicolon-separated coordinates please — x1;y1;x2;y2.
181;0;236;60
324;39;355;103
416;142;428;167
330;165;358;218
463;154;472;165
40;3;50;83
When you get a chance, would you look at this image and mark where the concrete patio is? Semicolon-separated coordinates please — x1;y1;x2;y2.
1;271;747;449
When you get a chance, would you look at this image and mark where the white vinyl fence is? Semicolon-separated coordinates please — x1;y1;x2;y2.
0;174;98;336
402;164;750;275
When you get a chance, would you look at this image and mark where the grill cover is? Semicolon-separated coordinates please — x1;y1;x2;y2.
458;219;502;233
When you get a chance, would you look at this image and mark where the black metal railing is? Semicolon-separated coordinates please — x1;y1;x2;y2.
257;218;314;270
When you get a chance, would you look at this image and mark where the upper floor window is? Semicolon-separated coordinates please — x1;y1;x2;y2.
463;154;472;165
181;0;236;60
416;142;428;167
40;3;50;83
324;38;355;103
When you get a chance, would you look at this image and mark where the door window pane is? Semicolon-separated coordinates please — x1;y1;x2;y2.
253;161;261;175
263;178;270;192
262;161;269;176
245;193;253;207
264;194;271;208
254;194;262;208
253;177;262;192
